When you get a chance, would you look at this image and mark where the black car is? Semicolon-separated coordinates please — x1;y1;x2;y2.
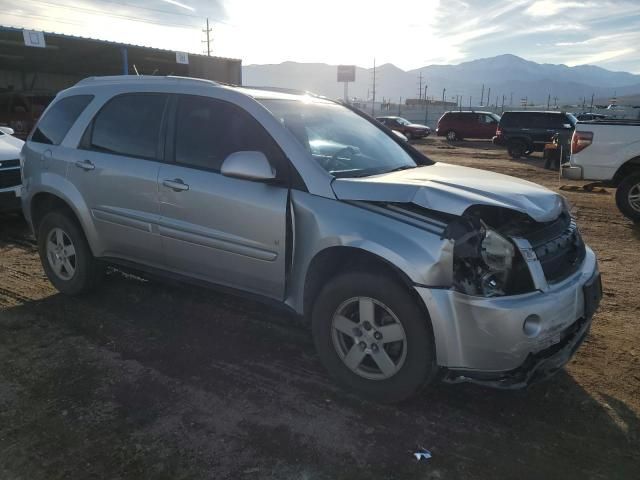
493;111;577;158
575;112;608;121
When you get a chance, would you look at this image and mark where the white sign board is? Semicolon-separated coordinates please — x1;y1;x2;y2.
337;65;356;83
23;30;46;48
176;52;189;65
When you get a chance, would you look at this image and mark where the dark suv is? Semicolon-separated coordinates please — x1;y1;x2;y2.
493;111;576;158
436;111;500;141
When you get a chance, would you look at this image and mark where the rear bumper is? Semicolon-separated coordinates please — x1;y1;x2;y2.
562;165;584;180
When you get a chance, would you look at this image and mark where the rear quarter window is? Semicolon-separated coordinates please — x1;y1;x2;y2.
31;95;94;145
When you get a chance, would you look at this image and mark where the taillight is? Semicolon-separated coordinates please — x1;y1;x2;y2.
496;127;503;137
571;131;593;154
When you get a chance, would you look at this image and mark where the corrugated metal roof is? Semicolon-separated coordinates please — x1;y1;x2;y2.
0;24;241;63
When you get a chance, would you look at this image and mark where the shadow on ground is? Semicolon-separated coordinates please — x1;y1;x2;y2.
1;264;638;479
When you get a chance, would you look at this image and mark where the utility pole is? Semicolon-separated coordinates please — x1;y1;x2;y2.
501;94;505;112
590;93;594;112
510;92;513;106
487;87;491;109
480;84;485;106
424;85;429;124
547;93;550;110
371;58;376;116
398;97;402;116
553;96;558;108
418;71;423;100
442;88;446;104
469;95;472;108
202;18;212;56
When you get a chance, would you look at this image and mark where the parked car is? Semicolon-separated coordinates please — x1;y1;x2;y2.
493;111;577;158
563;119;640;222
575;112;607;122
0;126;24;212
21;76;601;403
0;91;55;139
376;116;430;139
436;111;500;141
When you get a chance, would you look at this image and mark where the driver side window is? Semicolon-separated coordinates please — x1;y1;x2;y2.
174;95;287;176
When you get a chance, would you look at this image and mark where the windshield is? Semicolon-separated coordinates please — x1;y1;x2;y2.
259;99;418;178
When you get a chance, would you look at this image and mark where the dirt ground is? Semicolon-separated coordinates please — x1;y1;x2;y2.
0;138;638;479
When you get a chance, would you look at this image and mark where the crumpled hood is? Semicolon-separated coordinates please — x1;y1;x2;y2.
332;162;564;222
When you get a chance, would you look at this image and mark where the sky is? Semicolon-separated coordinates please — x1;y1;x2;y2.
1;0;639;73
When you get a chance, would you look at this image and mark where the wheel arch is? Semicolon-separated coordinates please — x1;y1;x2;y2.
302;246;431;323
612;156;640;187
29;189;100;256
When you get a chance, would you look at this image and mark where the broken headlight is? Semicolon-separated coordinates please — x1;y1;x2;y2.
445;217;516;297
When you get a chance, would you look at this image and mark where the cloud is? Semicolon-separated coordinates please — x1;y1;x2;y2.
525;0;590;17
566;48;636;67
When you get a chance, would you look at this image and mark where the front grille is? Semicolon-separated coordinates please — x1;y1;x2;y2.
530;219;586;283
0;168;21;189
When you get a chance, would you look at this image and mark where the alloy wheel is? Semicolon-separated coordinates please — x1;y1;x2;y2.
629;182;640;213
46;227;77;280
330;297;407;380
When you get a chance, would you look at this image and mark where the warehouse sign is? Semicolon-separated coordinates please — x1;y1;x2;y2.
337;65;356;83
23;30;46;48
176;52;189;65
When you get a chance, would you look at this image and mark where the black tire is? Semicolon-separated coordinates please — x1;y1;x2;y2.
37;210;104;295
311;271;437;403
615;172;640;223
508;139;527;159
446;130;458;142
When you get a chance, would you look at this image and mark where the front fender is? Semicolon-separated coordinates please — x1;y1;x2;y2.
285;191;454;314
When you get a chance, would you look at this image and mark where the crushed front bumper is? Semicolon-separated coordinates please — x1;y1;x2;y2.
415;247;600;387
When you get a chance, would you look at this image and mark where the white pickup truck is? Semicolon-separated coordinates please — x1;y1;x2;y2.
563;120;640;222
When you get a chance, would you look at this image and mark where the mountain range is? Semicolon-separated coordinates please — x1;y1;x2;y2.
242;54;640;106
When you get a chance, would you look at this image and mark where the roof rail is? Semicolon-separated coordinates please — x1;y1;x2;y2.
74;75;219;87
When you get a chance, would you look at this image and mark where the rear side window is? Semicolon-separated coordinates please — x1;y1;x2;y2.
31;95;93;145
174;95;285;173
88;93;167;160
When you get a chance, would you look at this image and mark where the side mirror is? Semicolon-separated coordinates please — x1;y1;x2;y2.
220;151;276;182
0;126;15;136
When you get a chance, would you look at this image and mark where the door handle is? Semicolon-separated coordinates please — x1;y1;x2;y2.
162;178;189;192
75;159;95;171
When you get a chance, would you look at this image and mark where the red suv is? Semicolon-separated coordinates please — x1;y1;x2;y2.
436;111;500;141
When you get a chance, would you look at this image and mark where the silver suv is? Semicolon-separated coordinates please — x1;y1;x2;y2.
21;76;602;402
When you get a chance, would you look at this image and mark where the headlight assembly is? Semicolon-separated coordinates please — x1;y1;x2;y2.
444;217;518;297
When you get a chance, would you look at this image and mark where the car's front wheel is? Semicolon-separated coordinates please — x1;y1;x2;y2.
312;271;437;403
615;172;640;223
38;211;104;295
446;130;458;142
508;139;527;158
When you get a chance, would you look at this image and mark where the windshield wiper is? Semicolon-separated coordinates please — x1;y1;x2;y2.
384;165;417;174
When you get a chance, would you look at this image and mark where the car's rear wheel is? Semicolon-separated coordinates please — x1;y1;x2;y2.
615;172;640;223
311;271;437;403
446;130;458;142
508;139;527;158
38;211;104;295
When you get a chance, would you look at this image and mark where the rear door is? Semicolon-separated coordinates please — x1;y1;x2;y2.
157;94;289;299
67;93;168;266
477;113;498;138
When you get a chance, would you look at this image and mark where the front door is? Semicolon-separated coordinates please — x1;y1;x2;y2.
67;93;168;266
158;95;289;299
